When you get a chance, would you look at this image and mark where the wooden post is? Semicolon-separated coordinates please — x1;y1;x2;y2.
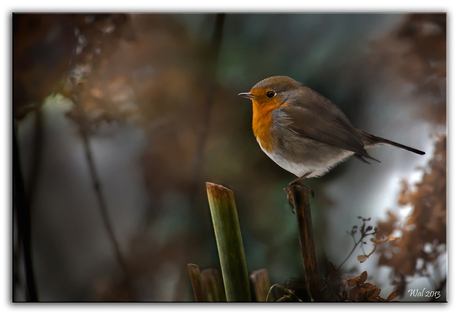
292;185;322;299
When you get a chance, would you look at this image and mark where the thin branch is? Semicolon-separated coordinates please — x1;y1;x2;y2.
337;218;377;271
72;96;129;278
337;237;362;271
266;284;302;302
191;13;225;186
178;14;226;303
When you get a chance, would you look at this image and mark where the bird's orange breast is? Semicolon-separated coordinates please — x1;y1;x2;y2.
252;101;279;153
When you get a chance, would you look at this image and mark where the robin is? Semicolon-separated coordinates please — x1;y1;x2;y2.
239;76;425;207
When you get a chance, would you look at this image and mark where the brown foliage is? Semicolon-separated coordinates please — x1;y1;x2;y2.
277;267;398;302
367;13;446;125
13;14;134;120
376;135;446;295
13;14;75;119
341;271;398;302
271;215;404;302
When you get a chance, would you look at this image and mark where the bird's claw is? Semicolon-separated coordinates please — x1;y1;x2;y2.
284;183;314;214
283;186;296;213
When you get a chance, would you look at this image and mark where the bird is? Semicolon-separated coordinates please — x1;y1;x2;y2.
238;76;425;207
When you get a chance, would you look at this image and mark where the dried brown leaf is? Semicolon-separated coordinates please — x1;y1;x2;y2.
349;286;359;299
347;278;358;287
359;271;368;284
357;255;368;263
387;289;398;301
369;288;381;299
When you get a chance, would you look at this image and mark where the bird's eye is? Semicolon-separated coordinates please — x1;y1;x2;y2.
266;91;275;98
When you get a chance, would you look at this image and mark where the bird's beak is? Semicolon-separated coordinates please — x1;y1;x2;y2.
238;92;255;99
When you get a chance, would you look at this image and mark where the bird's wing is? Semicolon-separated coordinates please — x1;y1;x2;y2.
278;96;377;162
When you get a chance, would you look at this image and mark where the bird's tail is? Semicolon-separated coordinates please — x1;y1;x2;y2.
361;131;425;155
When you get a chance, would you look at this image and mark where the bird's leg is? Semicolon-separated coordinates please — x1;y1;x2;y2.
283;172;313;212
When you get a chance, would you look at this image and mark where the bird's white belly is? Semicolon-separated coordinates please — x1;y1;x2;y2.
258;140;354;178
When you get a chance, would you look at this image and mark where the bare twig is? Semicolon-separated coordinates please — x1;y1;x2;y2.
337;217;377;271
192;13;225;186
176;15;226;302
72;96;129;278
337;236;362;271
266;284;302;302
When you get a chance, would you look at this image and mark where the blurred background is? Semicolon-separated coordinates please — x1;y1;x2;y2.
13;13;446;302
